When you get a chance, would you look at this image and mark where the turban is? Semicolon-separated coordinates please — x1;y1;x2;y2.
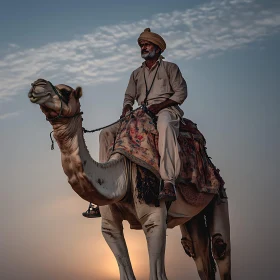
138;28;166;52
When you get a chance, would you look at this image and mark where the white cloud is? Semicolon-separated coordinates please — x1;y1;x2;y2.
0;111;20;120
8;43;20;49
0;0;279;102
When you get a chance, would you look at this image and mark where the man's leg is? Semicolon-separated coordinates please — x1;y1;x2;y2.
99;123;120;163
157;109;181;201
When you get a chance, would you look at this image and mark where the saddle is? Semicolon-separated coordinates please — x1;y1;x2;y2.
109;108;224;205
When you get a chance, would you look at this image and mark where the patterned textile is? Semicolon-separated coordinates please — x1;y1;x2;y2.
109;108;224;196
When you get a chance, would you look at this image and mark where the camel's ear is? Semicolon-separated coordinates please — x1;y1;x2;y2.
74;86;83;99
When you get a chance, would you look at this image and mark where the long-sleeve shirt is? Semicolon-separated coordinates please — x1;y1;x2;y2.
123;59;188;117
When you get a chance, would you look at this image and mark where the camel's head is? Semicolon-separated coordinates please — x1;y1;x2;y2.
28;79;83;121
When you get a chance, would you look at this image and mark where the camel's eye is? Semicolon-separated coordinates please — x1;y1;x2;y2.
59;88;71;104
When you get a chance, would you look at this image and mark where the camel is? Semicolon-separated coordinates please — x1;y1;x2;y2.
28;79;231;280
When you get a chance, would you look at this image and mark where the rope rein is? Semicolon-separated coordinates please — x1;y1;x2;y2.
32;81;155;150
49;105;155;150
82;106;141;134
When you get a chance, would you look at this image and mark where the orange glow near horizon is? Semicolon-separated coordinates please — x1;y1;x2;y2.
79;223;150;279
33;197;194;279
15;193;196;279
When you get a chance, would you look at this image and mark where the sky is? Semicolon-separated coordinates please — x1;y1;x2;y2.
0;0;280;279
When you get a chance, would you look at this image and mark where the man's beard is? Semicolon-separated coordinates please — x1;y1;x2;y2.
141;49;156;60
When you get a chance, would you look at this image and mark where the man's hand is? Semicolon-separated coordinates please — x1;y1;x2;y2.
147;103;163;115
120;104;133;118
148;99;179;115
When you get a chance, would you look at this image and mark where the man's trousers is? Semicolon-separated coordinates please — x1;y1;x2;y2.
99;109;181;184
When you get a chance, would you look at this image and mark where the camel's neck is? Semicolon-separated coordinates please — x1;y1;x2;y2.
52;116;84;154
52;116;128;205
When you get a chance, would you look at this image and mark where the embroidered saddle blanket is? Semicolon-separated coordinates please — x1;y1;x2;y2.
109;108;224;199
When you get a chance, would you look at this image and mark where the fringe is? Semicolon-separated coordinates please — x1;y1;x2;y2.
136;165;160;206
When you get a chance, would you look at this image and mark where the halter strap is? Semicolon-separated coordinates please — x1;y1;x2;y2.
143;61;161;105
46;81;83;122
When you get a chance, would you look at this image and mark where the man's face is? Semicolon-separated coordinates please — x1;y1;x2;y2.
139;40;159;60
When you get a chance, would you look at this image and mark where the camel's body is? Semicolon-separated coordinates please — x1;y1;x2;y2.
28;79;231;280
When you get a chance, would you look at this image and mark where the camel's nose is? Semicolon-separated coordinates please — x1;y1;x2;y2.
28;88;34;98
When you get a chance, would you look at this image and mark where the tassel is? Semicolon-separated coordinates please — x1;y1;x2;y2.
50;131;55;150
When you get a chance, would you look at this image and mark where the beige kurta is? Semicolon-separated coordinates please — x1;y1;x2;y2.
123;58;187;117
100;59;188;184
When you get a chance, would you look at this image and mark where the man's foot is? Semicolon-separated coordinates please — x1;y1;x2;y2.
158;182;177;201
82;204;101;218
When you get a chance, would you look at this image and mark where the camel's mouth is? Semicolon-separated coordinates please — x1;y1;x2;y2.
29;95;40;103
28;79;54;104
29;92;51;104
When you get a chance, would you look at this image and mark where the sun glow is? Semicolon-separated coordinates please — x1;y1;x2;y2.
75;221;151;279
34;196;192;279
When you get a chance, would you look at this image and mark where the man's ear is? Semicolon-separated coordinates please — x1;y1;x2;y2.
155;47;161;54
74;86;83;99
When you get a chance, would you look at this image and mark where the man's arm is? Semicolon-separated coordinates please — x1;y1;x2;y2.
121;104;133;118
148;63;187;115
121;72;136;117
168;63;188;104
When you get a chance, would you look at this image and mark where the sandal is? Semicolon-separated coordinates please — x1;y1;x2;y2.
158;182;177;202
82;203;101;218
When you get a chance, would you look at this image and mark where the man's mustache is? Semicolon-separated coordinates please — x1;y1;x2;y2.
141;50;149;54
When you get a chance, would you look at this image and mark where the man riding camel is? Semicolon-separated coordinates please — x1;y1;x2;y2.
83;28;188;218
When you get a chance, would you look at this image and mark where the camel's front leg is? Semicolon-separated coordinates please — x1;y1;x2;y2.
135;199;168;280
131;163;168;280
100;205;136;280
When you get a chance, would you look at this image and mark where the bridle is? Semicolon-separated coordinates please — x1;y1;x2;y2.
46;82;83;121
32;81;83;150
31;81;83;122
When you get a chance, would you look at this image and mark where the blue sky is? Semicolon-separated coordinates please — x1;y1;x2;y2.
1;1;280;279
